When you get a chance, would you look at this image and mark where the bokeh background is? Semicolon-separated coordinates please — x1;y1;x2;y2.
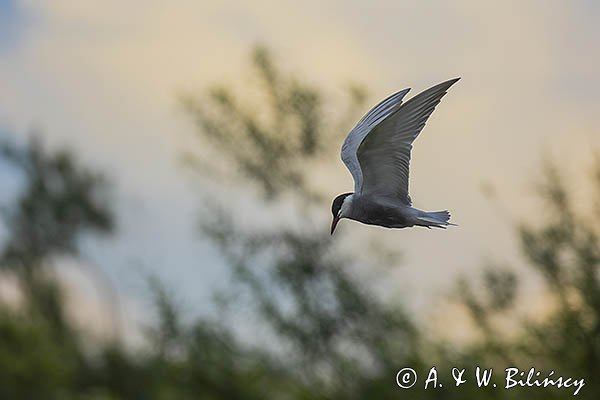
0;1;599;398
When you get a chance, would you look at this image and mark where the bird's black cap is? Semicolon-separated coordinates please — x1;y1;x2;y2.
331;193;352;217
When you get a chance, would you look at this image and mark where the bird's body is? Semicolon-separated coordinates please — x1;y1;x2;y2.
336;193;451;229
330;78;460;234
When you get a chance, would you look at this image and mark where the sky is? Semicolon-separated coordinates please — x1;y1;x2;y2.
0;0;599;337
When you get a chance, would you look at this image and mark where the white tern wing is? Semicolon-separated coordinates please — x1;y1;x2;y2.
341;88;411;193
356;78;460;205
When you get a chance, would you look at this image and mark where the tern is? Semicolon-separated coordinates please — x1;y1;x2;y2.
330;78;460;234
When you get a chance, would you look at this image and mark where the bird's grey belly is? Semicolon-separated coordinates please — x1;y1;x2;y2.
350;201;413;229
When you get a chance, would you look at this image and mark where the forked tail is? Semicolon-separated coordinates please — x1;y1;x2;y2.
415;210;456;229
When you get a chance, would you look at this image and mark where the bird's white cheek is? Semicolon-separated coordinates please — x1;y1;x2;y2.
339;196;354;218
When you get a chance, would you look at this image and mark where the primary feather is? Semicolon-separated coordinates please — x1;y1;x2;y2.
357;78;460;204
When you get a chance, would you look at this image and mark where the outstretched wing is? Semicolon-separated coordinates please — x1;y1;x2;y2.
341;88;411;193
357;78;460;205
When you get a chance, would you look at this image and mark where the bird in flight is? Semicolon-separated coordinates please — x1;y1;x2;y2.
330;78;460;235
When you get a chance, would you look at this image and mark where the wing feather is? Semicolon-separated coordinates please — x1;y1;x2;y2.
357;78;460;204
341;88;411;193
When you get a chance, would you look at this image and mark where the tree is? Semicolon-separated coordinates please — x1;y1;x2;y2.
181;46;421;399
0;136;114;399
454;159;600;399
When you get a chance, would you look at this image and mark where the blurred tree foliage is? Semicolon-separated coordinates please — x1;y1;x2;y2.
0;137;114;399
180;46;366;201
0;47;598;399
182;45;420;399
452;160;600;399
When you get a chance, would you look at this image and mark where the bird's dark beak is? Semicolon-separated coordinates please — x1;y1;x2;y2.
330;216;340;235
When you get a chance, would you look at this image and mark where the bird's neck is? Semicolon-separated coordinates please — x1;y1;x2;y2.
340;193;355;218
